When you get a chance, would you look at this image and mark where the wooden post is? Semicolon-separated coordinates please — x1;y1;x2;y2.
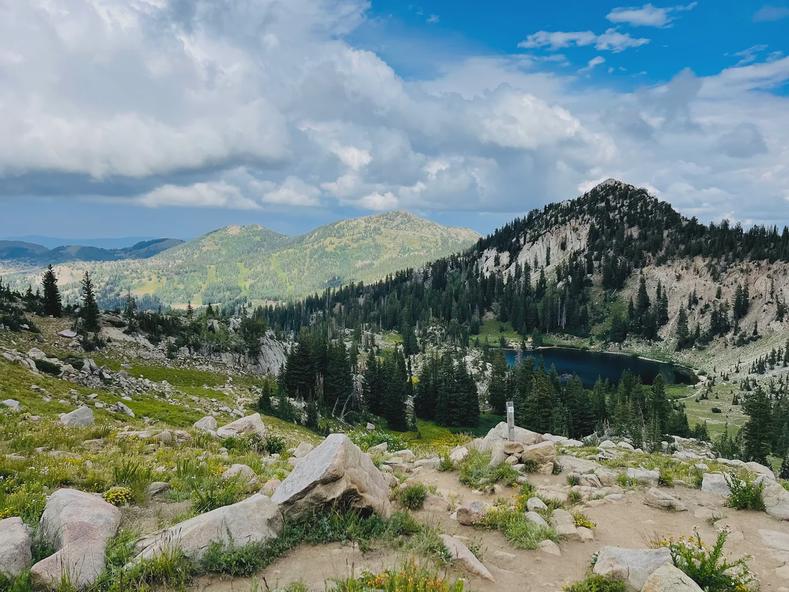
506;400;515;441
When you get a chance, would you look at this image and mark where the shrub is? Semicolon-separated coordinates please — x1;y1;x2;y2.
190;477;245;513
567;490;583;505
112;459;152;501
438;452;453;472
725;473;765;511
567;474;581;486
34;358;61;375
103;486;134;507
658;467;675;487
331;561;465;592
573;512;596;529
481;504;557;550
668;529;757;592
564;574;627;592
396;483;428;511
348;428;406;452
458;450;518;489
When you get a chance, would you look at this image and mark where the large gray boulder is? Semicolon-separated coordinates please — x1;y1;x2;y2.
59;406;94;427
271;433;391;518
0;517;32;578
641;565;703;592
480;422;542;451
193;415;218;434
644;488;687;512
593;546;672;591
31;489;120;589
135;494;282;562
701;473;731;496
457;500;490;526
762;478;789;520
626;467;659;487
521;441;556;464
216;413;266;439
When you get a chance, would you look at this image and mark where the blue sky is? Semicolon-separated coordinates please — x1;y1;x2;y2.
2;0;789;242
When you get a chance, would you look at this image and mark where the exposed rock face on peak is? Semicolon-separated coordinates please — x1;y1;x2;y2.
272;433;391;518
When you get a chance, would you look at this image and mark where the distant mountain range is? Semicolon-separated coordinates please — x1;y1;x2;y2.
0;238;184;265
1;211;479;306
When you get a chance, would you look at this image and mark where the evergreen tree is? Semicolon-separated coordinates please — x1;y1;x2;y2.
41;265;62;317
742;387;773;464
79;272;100;333
676;306;689;349
487;350;509;415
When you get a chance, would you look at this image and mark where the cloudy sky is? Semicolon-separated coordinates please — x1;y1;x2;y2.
2;0;789;240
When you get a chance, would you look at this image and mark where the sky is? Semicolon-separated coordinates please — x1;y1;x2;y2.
1;0;789;242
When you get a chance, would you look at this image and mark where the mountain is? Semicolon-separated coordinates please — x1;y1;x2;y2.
1;235;162;249
3;212;479;306
0;237;183;264
262;180;789;369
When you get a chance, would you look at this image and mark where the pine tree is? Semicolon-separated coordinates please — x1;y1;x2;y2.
676;306;689;349
41;265;62;317
79;272;100;333
742;387;773;464
487;350;509;415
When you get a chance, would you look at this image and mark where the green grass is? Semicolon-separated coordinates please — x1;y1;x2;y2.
476;319;521;346
480;502;558;550
669;382;746;438
564;575;627;592
457;449;519;489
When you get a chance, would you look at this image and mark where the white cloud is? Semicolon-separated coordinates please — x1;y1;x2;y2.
580;56;606;72
356;191;399;210
262;177;321;207
138;182;261;209
606;3;697;28
519;28;649;53
753;5;789;22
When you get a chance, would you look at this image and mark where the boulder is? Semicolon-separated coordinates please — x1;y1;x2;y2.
193;416;218;433
481;422;542;450
59;405;94;427
551;508;580;540
457;500;490;526
488;440;508;467
0;517;32;578
135;494;282;562
58;329;78;339
526;497;548;512
644;488;687;512
367;442;388;454
260;478;282;497
440;534;495;582
271;433;391;518
642;565;703;592
216;413;266;439
525;511;549;529
109;401;134;417
31;489;120;589
762;479;789;521
1;399;21;412
626;468;659;487
593;546;672;591
449;446;468;465
538;539;561;556
521;441;556;465
391;449;416;463
558;455;601;474
292;442;314;458
701;473;731;497
146;482;170;497
222;464;257;485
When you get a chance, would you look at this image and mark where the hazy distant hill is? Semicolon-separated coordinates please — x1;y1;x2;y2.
5;212;479;306
0;238;183;264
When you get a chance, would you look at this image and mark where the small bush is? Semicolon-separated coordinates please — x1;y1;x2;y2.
190;477;245;513
396;483;429;510
438;452;453;472
658;467;675;487
103;486;134;507
573;512;596;529
331;561;465;592
34;358;61;375
111;459;152;502
458;450;518;489
567;474;581;486
668;529;757;592
349;428;406;452
725;473;765;511
567;490;583;505
564;574;627;592
262;434;287;455
481;503;557;550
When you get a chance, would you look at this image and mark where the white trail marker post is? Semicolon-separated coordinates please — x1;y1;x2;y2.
506;400;515;441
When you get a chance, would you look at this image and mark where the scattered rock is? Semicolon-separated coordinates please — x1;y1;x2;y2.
626;467;659;487
59;405;94;427
1;399;21;412
260;478;282;497
457;500;491;526
440;534;495;582
216;413;266;439
31;489;121;589
193;415;218;433
642;565;703;592
271;433;391;518
763;479;789;521
525;511;549;529
135;494;282;562
593;546;672;591
701;473;731;497
109;401;134;417
222;464;257;485
449;446;469;464
521;441;557;465
551;508;580;540
526;497;548;512
0;517;32;578
538;539;561;556
57;329;78;339
146;482;170;497
644;488;687;512
367;442;388;454
292;442;314;458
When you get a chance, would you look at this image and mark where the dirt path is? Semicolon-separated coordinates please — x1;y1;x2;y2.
193;466;789;592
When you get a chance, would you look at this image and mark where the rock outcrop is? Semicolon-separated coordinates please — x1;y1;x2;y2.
0;517;32;578
59;405;94;427
593;546;672;591
271;433;391;518
641;565;703;592
216;413;267;439
31;489;121;589
440;534;495;582
135;493;282;562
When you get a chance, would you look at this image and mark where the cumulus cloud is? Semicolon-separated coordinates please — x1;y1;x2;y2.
580;56;606;72
606;3;697;27
0;0;788;229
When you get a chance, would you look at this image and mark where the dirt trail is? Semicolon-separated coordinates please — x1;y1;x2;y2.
194;467;789;592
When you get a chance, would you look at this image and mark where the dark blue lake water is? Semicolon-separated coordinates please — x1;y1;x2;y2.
503;347;696;387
